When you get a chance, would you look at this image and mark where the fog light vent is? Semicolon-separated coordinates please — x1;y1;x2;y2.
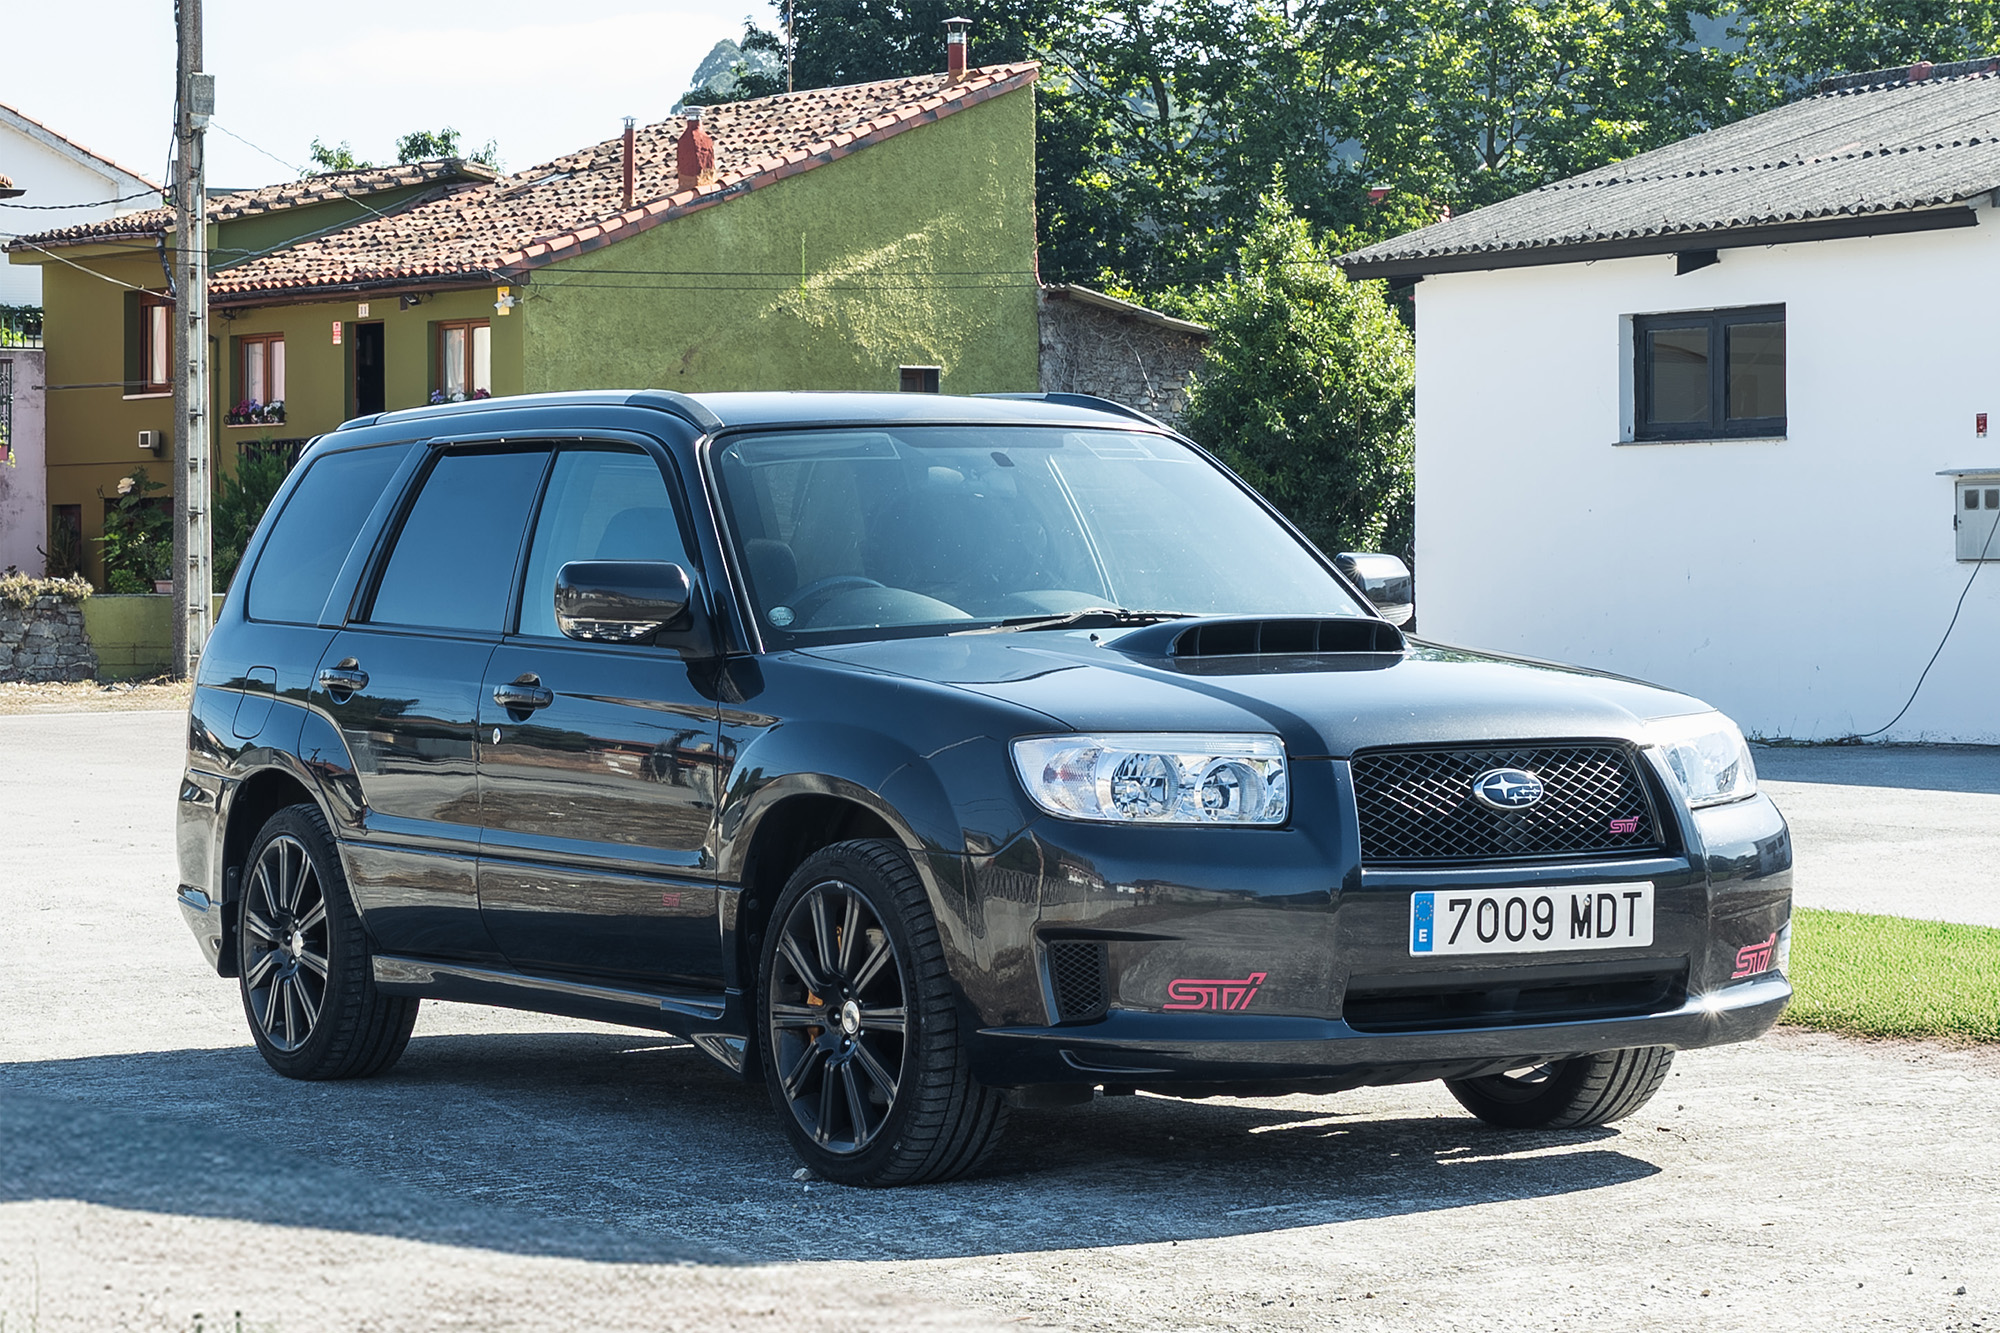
1046;941;1109;1023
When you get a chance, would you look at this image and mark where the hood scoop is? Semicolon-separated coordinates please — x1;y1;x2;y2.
1109;616;1407;660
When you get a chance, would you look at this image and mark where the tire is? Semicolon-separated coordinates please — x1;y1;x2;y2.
237;803;418;1080
1444;1046;1674;1130
757;839;1009;1186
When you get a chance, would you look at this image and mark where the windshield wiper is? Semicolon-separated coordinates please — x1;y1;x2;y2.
956;608;1194;635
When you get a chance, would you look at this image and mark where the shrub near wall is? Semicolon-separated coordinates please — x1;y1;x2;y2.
0;574;99;682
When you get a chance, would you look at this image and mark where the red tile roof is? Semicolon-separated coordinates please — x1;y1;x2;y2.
15;159;497;245
193;64;1037;302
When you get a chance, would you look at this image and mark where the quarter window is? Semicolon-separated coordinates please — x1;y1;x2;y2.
436;319;491;401
368;448;548;631
1634;306;1784;441
246;445;409;623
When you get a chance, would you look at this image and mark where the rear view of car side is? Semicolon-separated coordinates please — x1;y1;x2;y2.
175;389;1792;1186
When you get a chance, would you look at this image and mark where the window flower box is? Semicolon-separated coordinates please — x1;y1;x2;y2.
225;399;286;427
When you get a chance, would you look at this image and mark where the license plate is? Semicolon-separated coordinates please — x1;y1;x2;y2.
1409;884;1654;956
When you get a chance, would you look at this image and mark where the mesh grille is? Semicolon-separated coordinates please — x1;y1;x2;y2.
1351;744;1662;864
1046;941;1109;1023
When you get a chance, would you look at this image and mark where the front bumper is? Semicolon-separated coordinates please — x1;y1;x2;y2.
969;972;1790;1090
961;757;1793;1091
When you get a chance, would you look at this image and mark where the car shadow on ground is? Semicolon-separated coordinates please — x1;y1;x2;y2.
0;1031;1660;1265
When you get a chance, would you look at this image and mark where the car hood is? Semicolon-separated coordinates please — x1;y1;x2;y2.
799;629;1712;758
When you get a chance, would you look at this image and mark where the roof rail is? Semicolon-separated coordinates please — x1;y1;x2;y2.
975;391;1170;431
623;389;725;432
330;389;724;434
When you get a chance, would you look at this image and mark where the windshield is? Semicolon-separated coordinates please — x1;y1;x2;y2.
713;425;1370;644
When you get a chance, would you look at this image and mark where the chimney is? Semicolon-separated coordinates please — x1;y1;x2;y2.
621;116;636;209
677;106;716;193
944;16;971;81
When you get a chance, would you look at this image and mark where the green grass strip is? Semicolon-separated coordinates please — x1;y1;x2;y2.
1780;908;2000;1042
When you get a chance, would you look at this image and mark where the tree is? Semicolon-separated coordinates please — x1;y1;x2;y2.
1728;0;2000;98
213;445;296;588
1179;193;1415;558
395;127;500;169
303;138;372;176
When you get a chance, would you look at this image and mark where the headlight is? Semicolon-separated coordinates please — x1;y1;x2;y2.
1647;712;1757;808
1011;733;1289;825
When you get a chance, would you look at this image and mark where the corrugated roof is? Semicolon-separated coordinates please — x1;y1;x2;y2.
1341;55;2000;281
16;159;497;245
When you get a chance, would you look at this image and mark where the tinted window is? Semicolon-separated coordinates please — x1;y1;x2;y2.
1634;305;1785;441
247;445;408;624
518;449;691;639
369;449;548;632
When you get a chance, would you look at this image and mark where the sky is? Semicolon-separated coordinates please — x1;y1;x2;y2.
2;0;771;194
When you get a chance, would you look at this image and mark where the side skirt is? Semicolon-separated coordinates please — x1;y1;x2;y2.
371;955;752;1077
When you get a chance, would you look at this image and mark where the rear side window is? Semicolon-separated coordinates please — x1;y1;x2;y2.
367;448;548;632
247;445;407;625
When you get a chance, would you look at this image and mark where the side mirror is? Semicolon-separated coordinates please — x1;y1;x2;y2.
554;560;693;644
1334;552;1414;627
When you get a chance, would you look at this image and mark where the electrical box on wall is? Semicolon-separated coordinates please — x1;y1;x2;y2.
1942;469;2000;561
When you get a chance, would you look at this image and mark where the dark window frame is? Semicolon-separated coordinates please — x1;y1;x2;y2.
1633;304;1785;442
136;291;173;395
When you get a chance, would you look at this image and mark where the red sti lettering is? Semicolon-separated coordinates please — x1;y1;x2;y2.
1163;972;1268;1012
1731;932;1777;979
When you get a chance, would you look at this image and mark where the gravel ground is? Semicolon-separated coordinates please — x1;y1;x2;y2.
2;712;1996;1333
0;677;193;715
1755;743;2000;928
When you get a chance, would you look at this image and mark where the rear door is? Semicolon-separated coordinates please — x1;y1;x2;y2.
314;443;550;963
476;442;724;987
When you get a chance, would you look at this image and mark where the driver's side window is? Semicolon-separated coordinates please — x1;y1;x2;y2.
517;448;693;640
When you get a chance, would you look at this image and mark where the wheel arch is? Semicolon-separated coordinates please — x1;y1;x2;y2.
215;764;332;977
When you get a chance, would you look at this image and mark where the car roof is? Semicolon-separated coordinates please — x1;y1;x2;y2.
334;389;1164;437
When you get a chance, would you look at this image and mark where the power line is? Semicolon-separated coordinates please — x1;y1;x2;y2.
0;188;164;210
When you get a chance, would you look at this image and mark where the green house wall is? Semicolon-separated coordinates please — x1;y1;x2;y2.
522;87;1039;396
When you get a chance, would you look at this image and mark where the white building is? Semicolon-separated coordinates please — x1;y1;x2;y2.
1342;56;2000;743
1;102;159;306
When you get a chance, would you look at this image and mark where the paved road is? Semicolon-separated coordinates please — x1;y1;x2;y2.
1756;743;2000;928
2;711;1996;1333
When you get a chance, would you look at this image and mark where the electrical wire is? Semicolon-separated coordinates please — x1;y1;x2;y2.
1844;498;1999;740
0;187;165;210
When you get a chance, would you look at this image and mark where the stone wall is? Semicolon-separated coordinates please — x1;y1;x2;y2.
0;595;98;682
1038;286;1210;424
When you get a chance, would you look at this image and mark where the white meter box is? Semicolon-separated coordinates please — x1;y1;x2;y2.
1954;475;2000;562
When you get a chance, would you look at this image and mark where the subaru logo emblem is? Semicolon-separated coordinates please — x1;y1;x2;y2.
1472;767;1544;811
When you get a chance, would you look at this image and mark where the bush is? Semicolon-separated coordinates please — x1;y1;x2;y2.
0;571;91;608
215;446;297;587
98;466;172;593
1179;193;1415;559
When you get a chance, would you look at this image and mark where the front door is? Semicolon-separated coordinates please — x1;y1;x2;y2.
476;444;724;987
352;322;385;417
315;444;550;962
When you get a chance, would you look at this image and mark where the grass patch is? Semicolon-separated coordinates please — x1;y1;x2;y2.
1781;908;2000;1042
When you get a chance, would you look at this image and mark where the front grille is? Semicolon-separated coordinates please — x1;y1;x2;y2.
1351;743;1663;864
1344;965;1687;1033
1046;940;1109;1023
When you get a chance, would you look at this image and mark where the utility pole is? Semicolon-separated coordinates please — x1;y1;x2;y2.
172;0;213;677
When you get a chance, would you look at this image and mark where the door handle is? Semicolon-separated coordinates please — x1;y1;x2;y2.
317;661;368;701
493;678;554;712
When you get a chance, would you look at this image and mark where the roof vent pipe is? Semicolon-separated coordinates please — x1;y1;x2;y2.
944;16;971;81
621;116;636;210
677;106;716;193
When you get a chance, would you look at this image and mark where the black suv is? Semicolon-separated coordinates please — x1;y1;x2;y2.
177;390;1792;1186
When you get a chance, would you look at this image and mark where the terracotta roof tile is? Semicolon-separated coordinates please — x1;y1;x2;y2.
189;64;1037;301
15;159;498;245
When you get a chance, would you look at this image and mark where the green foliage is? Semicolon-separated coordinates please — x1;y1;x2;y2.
395;127;501;169
1179;194;1415;559
97;467;172;594
1728;0;2000;98
214;445;297;588
304;138;372;175
1;302;42;346
0;572;91;608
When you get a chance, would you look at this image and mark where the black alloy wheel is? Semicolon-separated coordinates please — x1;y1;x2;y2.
238;804;419;1080
1445;1046;1674;1129
758;840;1008;1186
